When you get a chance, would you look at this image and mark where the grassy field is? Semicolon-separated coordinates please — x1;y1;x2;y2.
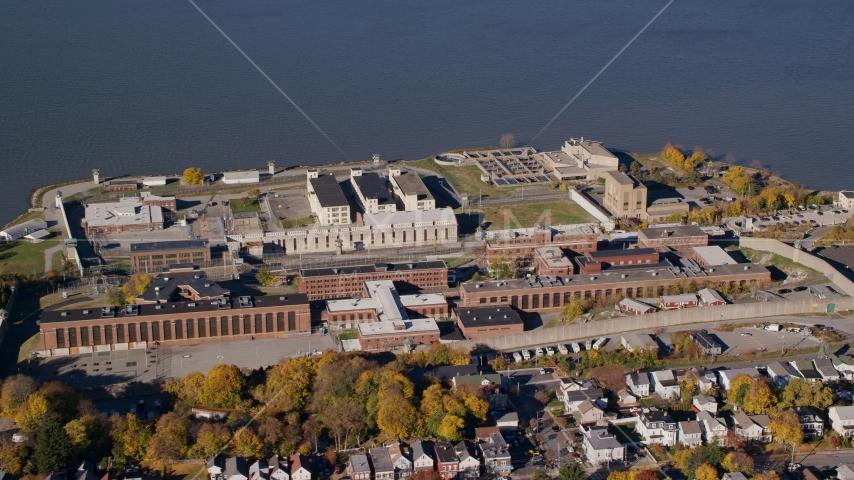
466;200;595;230
230;198;262;214
56;297;111;311
739;247;827;284
0;236;60;276
407;158;524;200
609;423;642;443
3;210;45;228
440;256;469;268
18;333;41;362
281;215;314;228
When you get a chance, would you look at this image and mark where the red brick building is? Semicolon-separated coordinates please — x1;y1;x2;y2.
453;305;524;339
38;294;310;355
485;226;598;269
138;192;177;212
459;263;770;312
638;225;708;250
106;180;138;192
357;319;441;351
660;294;699;309
299;261;448;300
433;441;460;480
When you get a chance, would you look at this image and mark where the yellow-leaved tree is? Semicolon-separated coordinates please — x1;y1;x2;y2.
436;414;465;441
376;392;416;438
769;410;803;452
201;364;245;409
183;167;204;185
695;463;719;480
721;451;754;476
742;378;776;414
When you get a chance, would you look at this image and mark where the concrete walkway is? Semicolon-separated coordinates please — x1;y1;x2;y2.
43;243;64;273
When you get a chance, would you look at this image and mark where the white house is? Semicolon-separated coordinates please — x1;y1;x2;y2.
626;372;651;397
829;406;854;437
837;191;854;210
222;171;260;184
839;465;854;480
813;358;841;383
454;441;481;479
411;440;434;472
0;219;48;242
387;441;413;480
249;460;270;480
636;409;678;446
650;370;681;400
766;361;801;388
207;454;225;478
731;412;772;443
717;368;760;391
289;453;311;480
268;455;289;480
582;427;625;465
693;394;718;414
697;411;728;445
573;400;605;425
621;333;658;353
678;421;703;448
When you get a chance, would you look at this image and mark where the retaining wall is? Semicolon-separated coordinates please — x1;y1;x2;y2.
740;238;854;296
569;189;615;231
454;297;854;351
56;197;84;275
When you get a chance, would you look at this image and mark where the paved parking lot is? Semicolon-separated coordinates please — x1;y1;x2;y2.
739;206;851;230
27;332;337;385
709;325;821;356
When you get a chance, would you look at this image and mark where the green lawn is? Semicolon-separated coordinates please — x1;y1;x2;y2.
230;198;262;214
468;200;595;230
338;330;358;340
56;297;111;311
440;256;469;268
18;333;41;362
3;210;45;228
407;158;525;200
281;216;314;228
609;423;642;443
0;236;60;276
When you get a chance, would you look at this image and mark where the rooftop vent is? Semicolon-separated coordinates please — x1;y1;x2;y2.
407;263;414;269
155;305;162;309
621;274;628;278
652;272;658;276
188;302;196;307
83;310;90;314
194;274;201;279
332;268;339;274
163;277;169;281
61;312;68;317
590;276;596;281
101;306;115;318
124;305;139;316
155;286;160;292
238;296;254;308
744;265;750;270
204;283;211;288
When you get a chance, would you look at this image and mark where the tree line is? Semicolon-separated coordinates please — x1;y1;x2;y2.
0;344;481;476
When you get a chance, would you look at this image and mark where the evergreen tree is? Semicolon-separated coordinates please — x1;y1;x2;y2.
34;418;73;474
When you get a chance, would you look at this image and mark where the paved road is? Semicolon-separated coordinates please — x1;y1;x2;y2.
43;243;64;273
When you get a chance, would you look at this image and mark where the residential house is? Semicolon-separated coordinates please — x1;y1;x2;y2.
454;441;480;479
679;421;703;448
479;433;512;475
573;400;605;425
813;358;841;383
207;455;225;478
692;331;723;355
691;367;718;391
722;474;749;480
717;368;760;391
650;370;681;400
829;406;854;437
636;409;678;446
348;454;372;480
290;454;311;480
495;410;520;431
830;353;854;380
412;440;434;472
618;388;638;405
225;458;249;480
387;441;413;480
621;333;658;353
433;441;460;480
693;394;718;414
837;191;854;210
792;361;823;384
556;377;605;412
249;460;270;480
697;411;728;445
626;372;651;397
474;427;501;443
731;412;771;443
582;426;625;465
371;448;395;480
766;361;802;388
792;406;824;438
268;456;289;480
839;465;854;480
452;373;501;389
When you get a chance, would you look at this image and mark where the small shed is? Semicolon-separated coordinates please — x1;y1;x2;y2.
697;288;727;306
617;298;656;315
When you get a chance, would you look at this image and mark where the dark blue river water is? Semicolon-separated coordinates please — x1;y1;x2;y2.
2;0;853;224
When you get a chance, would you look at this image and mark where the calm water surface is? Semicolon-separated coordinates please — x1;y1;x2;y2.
2;0;853;224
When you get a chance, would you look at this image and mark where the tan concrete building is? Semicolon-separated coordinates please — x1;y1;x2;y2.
602;171;648;219
561;138;619;179
350;168;397;214
306;170;351;226
129;240;211;271
388;167;435;211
